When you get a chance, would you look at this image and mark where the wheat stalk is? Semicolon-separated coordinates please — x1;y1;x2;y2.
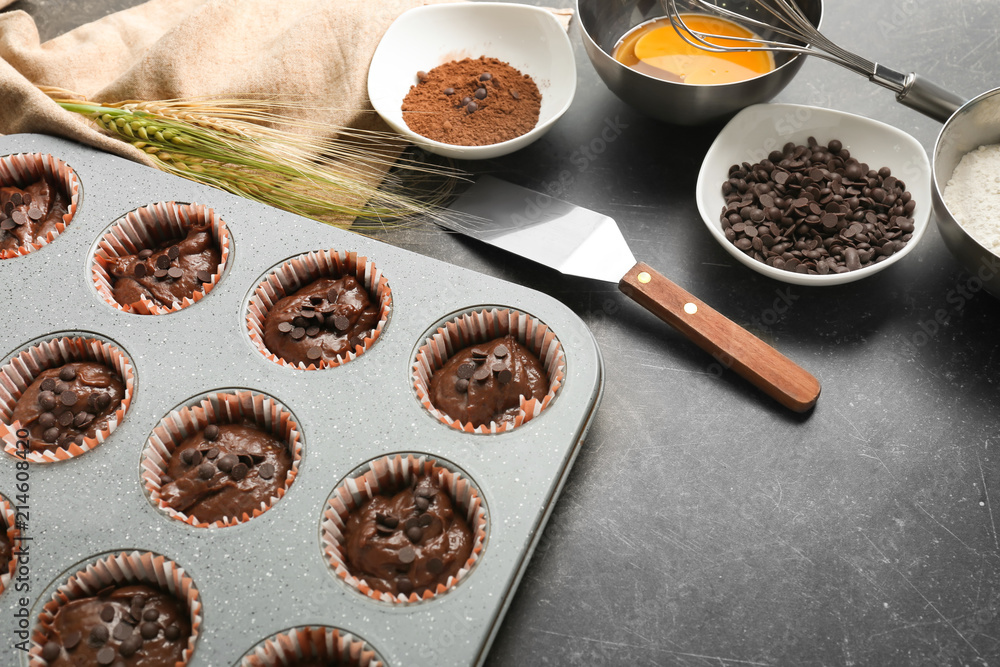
43;89;463;231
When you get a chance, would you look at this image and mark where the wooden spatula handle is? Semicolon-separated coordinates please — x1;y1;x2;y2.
619;262;820;412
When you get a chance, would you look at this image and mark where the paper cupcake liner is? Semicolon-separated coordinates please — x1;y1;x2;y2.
321;453;488;604
0;334;135;463
240;626;384;667
29;550;202;667
91;201;231;315
0;494;18;596
140;389;303;528
246;249;392;370
0;152;80;260
412;307;566;434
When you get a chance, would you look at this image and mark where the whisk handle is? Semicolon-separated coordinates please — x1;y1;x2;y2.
897;74;967;123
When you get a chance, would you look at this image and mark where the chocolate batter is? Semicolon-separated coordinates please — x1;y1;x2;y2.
0;177;68;250
11;362;125;453
262;275;379;366
0;518;11;574
38;584;190;666
343;473;473;597
108;224;220;309
428;334;548;427
159;422;291;524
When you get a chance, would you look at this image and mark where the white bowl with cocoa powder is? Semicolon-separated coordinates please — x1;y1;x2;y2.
696;103;932;286
367;2;576;159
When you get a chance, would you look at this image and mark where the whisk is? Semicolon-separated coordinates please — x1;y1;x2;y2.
662;0;966;122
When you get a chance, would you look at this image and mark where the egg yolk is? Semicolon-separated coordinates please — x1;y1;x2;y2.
613;15;774;85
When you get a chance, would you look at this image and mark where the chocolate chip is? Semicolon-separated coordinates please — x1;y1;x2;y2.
427;557;444;574
60;390;77;406
306;326;321;337
333;315;350;331
456;363;475;379
277;322;293;333
197;462;215;479
131;594;147;609
10;192;22;206
493;344;509;358
399;545;417;563
59;366;77;382
205;447;219;459
154;268;169;279
38;412;56;429
10;210;26;226
397;576;414;594
96;646;116;665
140;621;159;640
291;327;306;340
204;424;219;441
42;427;60;443
230;462;249;481
196;269;212;283
58;412;75;427
326;288;339;302
480;72;493;81
142;608;159;622
510;89;521;100
168;267;184;279
42;641;61;661
475;87;487;100
406;526;423;542
258;462;275;479
376;512;399;529
443;87;455;95
90;624;110;645
63;630;81;650
156;254;171;270
74;412;94;428
415;496;430;512
460;96;472;106
417;70;428;81
37;390;57;410
497;369;512;384
164;625;181;641
118;635;143;657
167;245;180;260
27;206;43;220
466;101;478;114
133;263;147;278
138;249;154;259
113;622;133;641
350;336;364;349
217;453;237;473
473;366;490;381
455;378;469;393
0;219;14;231
21;193;31;205
180;448;200;466
96;394;111;410
419;514;433;527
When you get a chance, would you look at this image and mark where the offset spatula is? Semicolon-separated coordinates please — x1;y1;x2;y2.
447;176;820;412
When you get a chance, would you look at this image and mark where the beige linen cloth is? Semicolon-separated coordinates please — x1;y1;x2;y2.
0;0;451;167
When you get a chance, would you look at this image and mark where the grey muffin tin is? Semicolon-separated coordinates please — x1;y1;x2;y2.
0;134;604;666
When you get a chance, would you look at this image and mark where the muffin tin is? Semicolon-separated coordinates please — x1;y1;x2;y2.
0;134;603;666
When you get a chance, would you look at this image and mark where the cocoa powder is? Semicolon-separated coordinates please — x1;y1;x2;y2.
401;56;542;147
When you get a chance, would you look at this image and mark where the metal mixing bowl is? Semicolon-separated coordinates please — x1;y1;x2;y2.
576;0;822;126
932;86;1000;300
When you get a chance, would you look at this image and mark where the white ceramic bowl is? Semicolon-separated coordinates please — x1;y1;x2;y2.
367;2;576;160
696;103;932;286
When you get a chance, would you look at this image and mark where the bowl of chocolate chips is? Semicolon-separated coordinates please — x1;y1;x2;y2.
696;103;932;285
367;2;576;159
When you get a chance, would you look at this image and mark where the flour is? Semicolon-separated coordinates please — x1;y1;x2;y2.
943;144;1000;253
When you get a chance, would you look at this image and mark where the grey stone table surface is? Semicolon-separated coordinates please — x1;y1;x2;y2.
6;0;1000;665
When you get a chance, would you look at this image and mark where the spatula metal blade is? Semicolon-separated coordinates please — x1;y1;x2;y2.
447;176;637;283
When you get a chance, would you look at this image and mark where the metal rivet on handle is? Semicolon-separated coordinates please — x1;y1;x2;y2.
684;303;698;315
637;272;651;283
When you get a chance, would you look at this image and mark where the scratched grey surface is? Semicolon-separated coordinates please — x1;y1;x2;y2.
7;0;1000;665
